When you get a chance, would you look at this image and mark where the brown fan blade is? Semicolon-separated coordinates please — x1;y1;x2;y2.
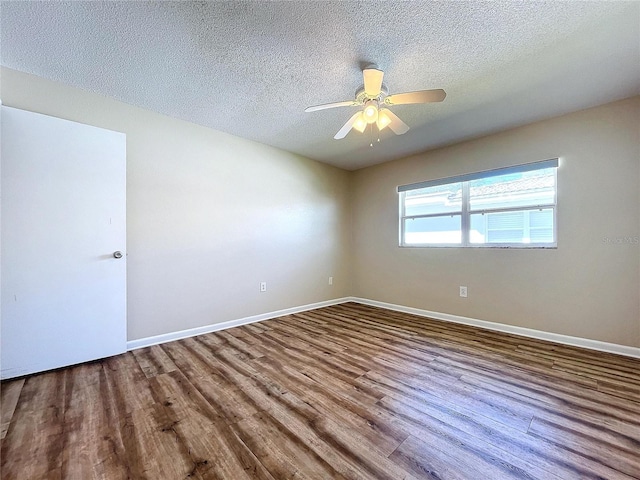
385;89;446;105
305;100;357;113
363;68;384;97
380;108;409;135
334;112;364;139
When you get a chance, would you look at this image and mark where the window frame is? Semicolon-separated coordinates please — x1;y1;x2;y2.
398;159;558;249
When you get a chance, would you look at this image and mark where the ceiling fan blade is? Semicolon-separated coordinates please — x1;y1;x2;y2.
381;108;409;135
334;112;363;139
385;89;446;105
363;68;384;97
305;100;357;113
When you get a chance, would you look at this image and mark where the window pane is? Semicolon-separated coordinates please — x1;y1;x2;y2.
403;215;461;244
403;182;462;216
469;168;555;211
530;209;553;228
530;228;554;243
487;211;524;229
529;209;555;243
470;208;554;244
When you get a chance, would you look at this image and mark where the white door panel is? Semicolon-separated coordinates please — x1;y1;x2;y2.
1;106;126;379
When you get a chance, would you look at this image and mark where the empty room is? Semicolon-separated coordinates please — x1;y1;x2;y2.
1;1;639;479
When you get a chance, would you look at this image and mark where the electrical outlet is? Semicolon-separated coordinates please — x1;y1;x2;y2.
329;276;333;286
260;282;267;292
460;286;468;298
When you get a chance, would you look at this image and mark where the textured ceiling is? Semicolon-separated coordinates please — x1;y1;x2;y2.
1;1;639;170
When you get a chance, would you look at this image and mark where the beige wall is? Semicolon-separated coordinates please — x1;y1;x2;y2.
2;67;638;348
352;97;640;348
1;68;352;341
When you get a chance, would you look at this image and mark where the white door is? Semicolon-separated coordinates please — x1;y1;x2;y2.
1;106;127;379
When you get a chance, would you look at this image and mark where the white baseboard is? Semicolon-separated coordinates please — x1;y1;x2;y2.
126;297;352;351
127;295;639;360
349;297;640;359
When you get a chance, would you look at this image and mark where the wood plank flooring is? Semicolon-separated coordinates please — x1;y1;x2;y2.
2;302;639;479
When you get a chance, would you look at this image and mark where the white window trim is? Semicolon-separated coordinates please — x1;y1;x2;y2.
398;159;558;249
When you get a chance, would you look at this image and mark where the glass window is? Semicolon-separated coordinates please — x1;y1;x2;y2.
399;161;557;247
403;215;462;245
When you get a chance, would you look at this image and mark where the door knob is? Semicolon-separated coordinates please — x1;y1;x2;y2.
113;251;123;259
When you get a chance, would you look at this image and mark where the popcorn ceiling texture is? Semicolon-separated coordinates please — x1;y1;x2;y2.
2;1;638;170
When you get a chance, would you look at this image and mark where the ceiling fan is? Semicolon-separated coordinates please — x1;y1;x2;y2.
305;65;446;140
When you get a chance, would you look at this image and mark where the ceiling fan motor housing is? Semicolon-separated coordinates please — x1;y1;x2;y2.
355;84;388;104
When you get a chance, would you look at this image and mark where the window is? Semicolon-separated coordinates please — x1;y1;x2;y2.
398;159;558;247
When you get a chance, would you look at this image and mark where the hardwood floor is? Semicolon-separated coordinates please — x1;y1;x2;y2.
2;302;639;479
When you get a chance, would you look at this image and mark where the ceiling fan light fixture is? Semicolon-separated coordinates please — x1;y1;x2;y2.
363;101;378;124
377;109;392;130
353;112;367;133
